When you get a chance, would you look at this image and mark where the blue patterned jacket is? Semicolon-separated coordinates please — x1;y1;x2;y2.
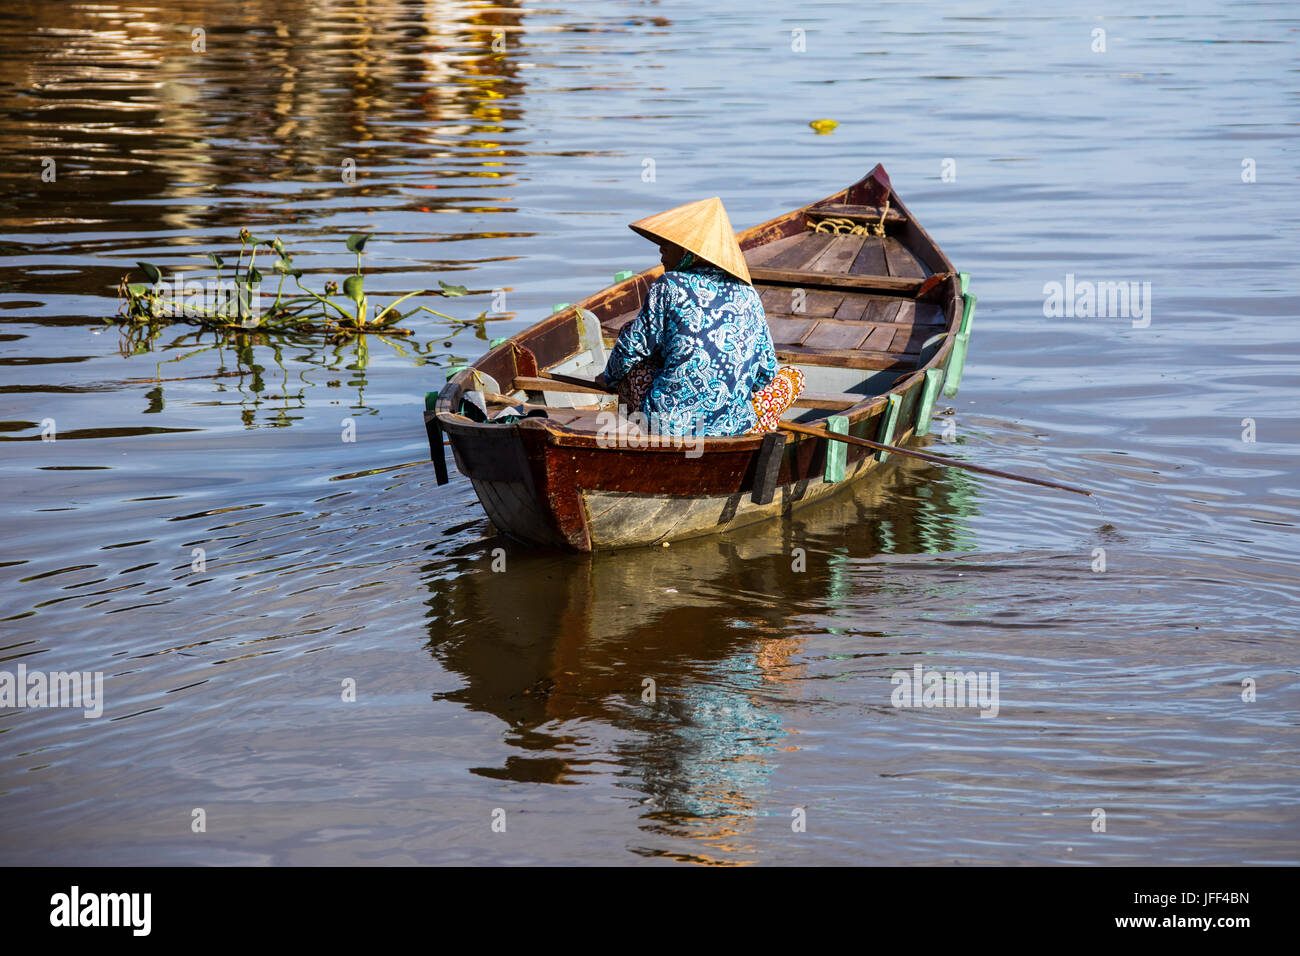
603;260;777;436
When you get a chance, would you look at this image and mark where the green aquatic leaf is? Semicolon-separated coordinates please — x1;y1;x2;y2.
127;283;150;297
437;280;468;297
345;233;370;254
246;266;262;285
207;252;225;268
343;274;364;303
137;261;162;284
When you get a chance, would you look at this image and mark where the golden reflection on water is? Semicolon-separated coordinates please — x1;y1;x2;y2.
0;0;532;237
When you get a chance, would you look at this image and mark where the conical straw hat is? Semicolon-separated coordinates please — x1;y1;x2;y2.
629;196;751;285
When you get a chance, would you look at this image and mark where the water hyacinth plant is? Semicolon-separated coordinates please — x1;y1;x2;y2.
116;231;476;341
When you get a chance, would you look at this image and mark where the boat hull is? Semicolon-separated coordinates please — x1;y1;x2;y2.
470;428;916;550
429;164;969;552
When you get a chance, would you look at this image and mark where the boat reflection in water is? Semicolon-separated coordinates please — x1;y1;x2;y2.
422;453;979;858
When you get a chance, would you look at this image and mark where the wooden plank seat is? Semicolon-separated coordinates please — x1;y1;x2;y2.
760;289;943;324
777;345;918;371
750;267;930;295
600;309;638;336
804;202;907;225
791;391;870;410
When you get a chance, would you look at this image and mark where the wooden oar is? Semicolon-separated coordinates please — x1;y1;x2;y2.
507;340;616;395
777;420;1091;497
526;370;613;394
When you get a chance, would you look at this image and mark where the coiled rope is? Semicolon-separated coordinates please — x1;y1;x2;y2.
810;199;891;237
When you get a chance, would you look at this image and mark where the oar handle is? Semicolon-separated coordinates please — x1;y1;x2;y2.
540;370;610;392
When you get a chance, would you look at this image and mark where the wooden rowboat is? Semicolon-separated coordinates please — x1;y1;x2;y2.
424;164;975;552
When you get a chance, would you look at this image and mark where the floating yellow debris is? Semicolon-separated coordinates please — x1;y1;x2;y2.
809;118;839;134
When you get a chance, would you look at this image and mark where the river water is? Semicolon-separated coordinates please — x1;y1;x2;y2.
1;0;1297;865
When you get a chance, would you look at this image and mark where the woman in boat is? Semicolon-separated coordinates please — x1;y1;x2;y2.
597;197;804;437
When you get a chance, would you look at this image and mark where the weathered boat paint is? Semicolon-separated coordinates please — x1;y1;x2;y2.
916;367;945;436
